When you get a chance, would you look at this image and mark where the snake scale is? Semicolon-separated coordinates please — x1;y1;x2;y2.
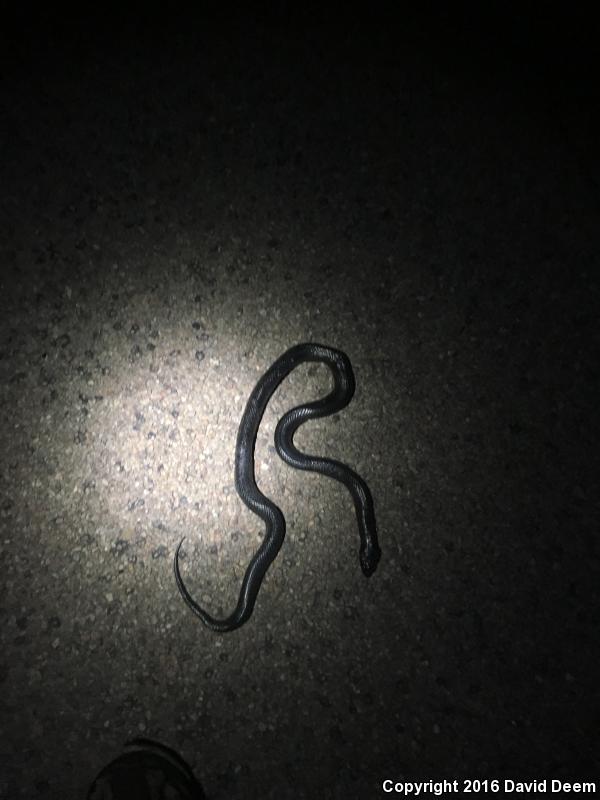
174;342;381;632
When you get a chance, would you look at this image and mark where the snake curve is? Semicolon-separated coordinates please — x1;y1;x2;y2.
174;342;381;632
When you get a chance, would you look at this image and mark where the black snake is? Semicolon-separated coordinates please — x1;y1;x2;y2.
174;342;381;631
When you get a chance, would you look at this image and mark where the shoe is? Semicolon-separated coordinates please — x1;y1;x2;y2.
86;737;206;799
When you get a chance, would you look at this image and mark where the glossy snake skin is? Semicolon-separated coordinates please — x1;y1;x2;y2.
174;343;381;631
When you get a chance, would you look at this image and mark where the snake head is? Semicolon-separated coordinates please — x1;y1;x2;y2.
359;543;381;577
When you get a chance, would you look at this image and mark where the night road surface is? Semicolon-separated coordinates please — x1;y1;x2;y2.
1;7;598;799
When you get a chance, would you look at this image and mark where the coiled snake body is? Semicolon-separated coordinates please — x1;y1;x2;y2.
174;342;381;632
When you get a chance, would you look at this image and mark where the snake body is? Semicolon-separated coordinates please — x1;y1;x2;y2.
174;342;381;632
